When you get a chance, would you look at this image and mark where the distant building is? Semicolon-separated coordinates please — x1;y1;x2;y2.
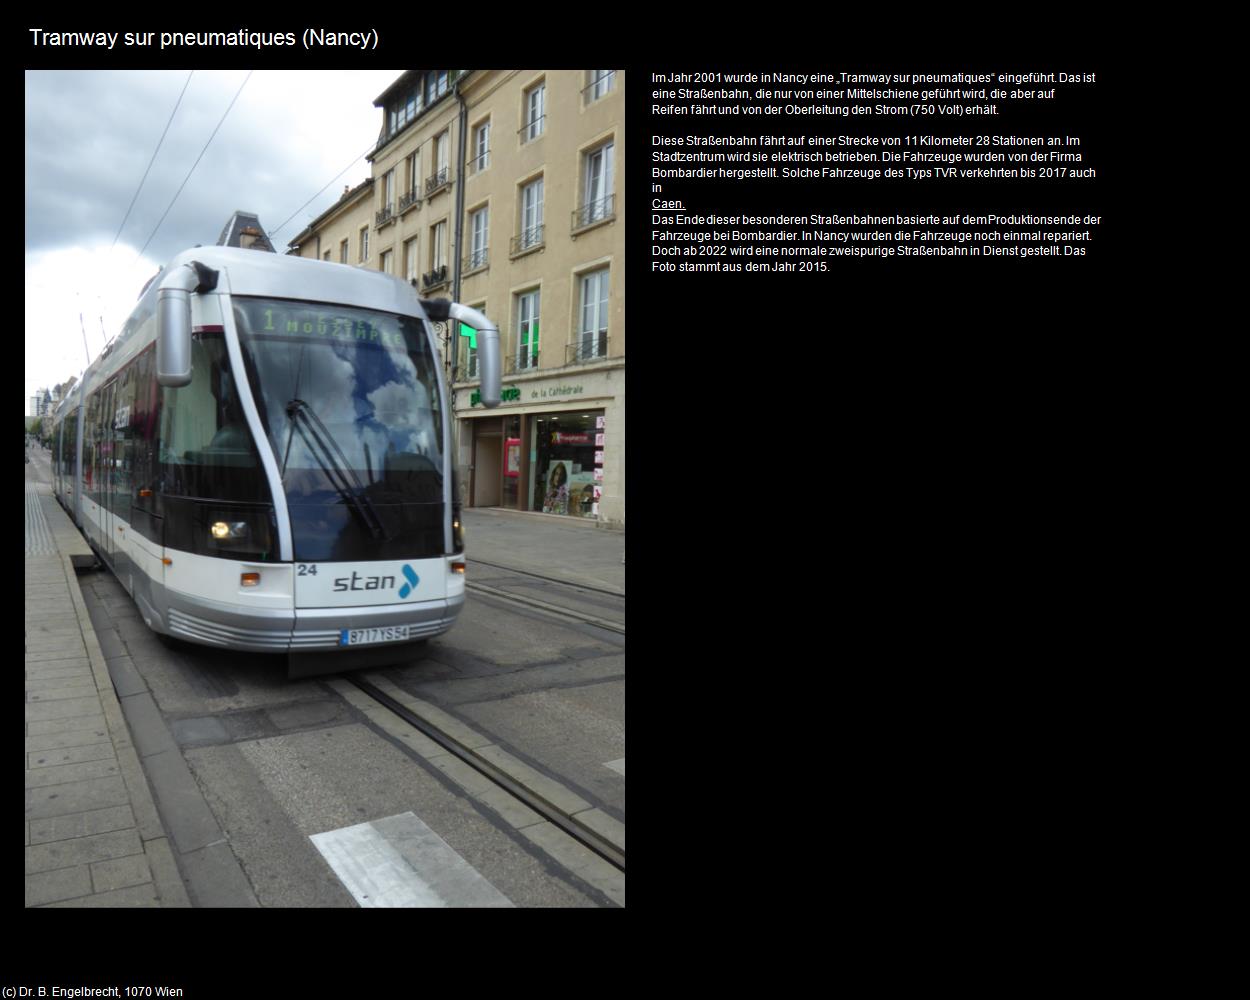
217;211;276;251
30;388;53;417
287;179;375;269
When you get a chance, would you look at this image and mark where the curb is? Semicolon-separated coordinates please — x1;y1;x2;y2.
59;553;192;908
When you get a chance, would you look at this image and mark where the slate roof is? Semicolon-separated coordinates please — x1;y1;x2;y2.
216;211;276;251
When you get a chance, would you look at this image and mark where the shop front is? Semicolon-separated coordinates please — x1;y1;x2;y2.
531;411;604;519
455;367;623;526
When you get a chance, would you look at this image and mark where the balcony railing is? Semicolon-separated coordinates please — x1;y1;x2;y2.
582;71;617;103
507;353;540;375
572;195;615;232
510;225;545;256
375;205;394;228
518;115;546;143
398;189;421;214
567;333;609;365
453;358;480;383
462;248;489;273
467;151;490;174
421;265;448;290
425;168;451;196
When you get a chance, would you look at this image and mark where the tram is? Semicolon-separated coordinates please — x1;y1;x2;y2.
50;246;500;670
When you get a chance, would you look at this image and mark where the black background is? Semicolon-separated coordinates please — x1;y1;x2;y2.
21;17;1149;974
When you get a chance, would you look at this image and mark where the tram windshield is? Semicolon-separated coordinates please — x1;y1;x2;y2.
234;297;447;561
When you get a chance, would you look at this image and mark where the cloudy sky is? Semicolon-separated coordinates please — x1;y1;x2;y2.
24;69;403;413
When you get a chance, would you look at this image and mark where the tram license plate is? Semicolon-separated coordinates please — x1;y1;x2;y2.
340;625;411;646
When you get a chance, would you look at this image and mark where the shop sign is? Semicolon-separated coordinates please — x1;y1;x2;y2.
552;432;592;445
471;386;520;407
531;384;585;400
505;438;521;478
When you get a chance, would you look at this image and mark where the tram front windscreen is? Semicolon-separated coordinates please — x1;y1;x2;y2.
234;297;448;562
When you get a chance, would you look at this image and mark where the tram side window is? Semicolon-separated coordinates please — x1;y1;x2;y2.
111;364;138;514
130;347;158;501
158;333;267;502
83;389;101;503
64;410;79;486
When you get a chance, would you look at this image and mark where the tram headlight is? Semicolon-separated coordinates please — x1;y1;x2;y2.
210;521;249;540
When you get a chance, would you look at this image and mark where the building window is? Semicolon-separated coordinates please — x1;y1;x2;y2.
516;289;540;371
340;239;349;264
522;82;545;143
323;250;331;261
425;69;449;105
389;91;412;136
422;223;447;290
517;177;544;253
379;169;395;226
359;226;369;263
586;70;615;103
427;132;451;194
431;221;447;270
400;152;421;213
472;120;491;173
459;303;483;380
468;206;489;270
387;81;424;139
406;152;419;194
577;269;610;361
532;411;604;519
380;249;393;275
405;236;419;283
577;141;615;228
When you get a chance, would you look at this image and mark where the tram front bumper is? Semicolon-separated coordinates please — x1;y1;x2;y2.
159;587;465;653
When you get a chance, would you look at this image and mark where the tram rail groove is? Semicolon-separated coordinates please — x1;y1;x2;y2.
465;557;626;600
347;675;625;873
465;580;626;635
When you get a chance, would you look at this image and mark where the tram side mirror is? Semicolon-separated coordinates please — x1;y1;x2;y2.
475;325;501;408
449;303;500;408
156;286;193;387
155;261;216;387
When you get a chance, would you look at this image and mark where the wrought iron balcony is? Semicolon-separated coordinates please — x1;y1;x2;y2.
452;358;480;383
425;168;451;196
567;333;609;365
398;189;421;214
462;248;489;274
421;265;448;290
572;195;615;233
375;205;394;228
506;353;540;375
510;225;545;256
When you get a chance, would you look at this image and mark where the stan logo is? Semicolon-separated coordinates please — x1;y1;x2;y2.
331;564;419;597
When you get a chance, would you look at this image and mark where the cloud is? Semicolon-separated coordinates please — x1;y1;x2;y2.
24;69;400;407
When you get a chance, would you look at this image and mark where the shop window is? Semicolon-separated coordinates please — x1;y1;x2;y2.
531;411;603;519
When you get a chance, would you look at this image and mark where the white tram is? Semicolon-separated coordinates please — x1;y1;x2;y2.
50;246;500;668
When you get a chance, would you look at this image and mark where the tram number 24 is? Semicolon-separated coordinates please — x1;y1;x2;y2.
297;564;318;575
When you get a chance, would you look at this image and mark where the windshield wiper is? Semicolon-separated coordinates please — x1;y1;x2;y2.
286;398;388;540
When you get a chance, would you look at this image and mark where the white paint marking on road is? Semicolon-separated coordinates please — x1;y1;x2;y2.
604;758;625;777
310;812;513;908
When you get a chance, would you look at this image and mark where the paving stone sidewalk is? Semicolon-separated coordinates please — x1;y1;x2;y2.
24;476;189;907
